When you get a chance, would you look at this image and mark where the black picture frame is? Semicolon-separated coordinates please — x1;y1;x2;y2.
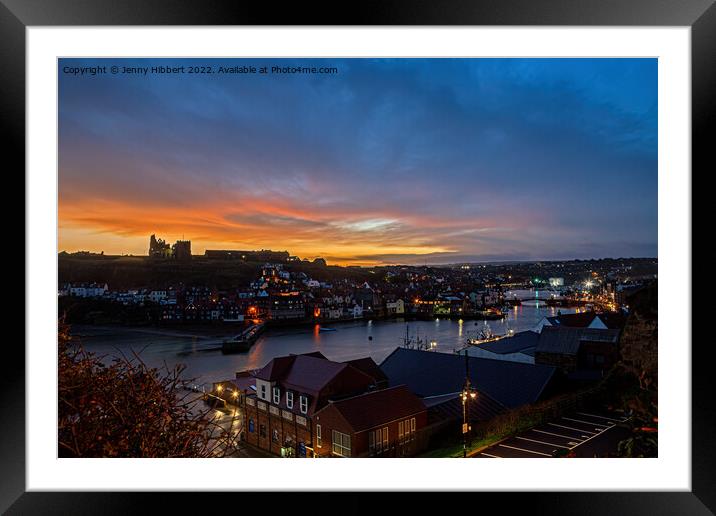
4;0;711;513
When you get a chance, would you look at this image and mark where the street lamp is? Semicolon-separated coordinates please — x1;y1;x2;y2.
462;350;478;458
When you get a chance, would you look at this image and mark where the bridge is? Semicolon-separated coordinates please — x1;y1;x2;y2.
503;289;564;302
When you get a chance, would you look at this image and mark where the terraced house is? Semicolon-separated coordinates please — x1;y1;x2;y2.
240;352;389;457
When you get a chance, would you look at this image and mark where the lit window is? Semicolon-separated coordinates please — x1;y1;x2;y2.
411;418;416;433
382;427;388;449
300;395;308;414
316;424;322;447
286;391;294;409
273;387;280;404
332;430;351;457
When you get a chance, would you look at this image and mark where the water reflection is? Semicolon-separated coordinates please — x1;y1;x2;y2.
74;304;577;384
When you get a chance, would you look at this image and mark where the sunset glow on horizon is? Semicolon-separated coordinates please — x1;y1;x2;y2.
59;58;657;265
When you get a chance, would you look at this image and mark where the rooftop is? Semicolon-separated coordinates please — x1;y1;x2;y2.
379;347;557;409
476;330;539;354
316;385;426;432
535;326;621;355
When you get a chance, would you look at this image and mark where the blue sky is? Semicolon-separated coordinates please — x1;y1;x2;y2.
58;58;657;264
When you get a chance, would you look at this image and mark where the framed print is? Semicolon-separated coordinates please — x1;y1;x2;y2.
5;0;713;513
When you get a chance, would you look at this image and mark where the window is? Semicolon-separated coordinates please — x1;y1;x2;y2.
316;424;322;447
260;384;266;399
272;429;279;442
273;387;281;404
410;418;415;433
286;391;294;409
299;395;308;414
369;431;375;452
332;430;351;457
259;424;267;438
372;428;387;453
398;421;404;443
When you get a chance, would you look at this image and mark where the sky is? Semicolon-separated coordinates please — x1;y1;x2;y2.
58;58;657;265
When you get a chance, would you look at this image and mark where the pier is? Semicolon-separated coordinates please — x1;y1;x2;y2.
221;322;266;354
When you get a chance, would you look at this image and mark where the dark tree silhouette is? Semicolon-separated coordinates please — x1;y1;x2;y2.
615;281;658;457
58;322;239;457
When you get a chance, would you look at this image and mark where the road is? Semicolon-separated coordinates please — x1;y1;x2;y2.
473;409;631;458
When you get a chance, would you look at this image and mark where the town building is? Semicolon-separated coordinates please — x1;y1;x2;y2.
240;352;387;457
67;282;108;298
533;311;626;333
385;298;405;315
463;330;539;364
312;385;427;457
267;292;306;321
379;347;558;410
534;326;621;376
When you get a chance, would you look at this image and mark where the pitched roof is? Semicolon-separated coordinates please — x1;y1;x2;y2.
535;327;621;355
379;348;557;409
595;312;628;330
344;357;388;384
317;385;426;432
281;355;350;394
295;351;329;360
255;355;295;382
545;312;598;328
477;330;539;354
423;391;506;425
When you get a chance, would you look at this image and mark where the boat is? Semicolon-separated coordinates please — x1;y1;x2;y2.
466;326;505;346
401;325;432;351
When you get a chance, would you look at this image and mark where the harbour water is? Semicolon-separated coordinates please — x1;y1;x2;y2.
72;302;577;386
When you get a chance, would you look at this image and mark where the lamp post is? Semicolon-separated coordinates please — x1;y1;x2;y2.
462;349;477;458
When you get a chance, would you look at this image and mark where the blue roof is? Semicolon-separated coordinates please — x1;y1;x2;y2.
379;348;557;409
536;327;620;355
477;330;539;354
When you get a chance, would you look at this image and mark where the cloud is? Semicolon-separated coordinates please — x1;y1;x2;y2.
58;58;657;262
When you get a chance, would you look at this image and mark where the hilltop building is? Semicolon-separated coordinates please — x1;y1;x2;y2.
148;234;191;260
148;234;172;258
172;240;192;261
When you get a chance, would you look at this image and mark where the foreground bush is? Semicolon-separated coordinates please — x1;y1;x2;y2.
58;322;237;457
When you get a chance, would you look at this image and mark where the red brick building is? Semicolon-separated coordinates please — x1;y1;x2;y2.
240;352;385;457
313;385;427;457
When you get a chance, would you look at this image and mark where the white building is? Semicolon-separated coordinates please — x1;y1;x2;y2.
386;299;405;315
148;290;167;303
549;277;565;287
69;283;108;298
